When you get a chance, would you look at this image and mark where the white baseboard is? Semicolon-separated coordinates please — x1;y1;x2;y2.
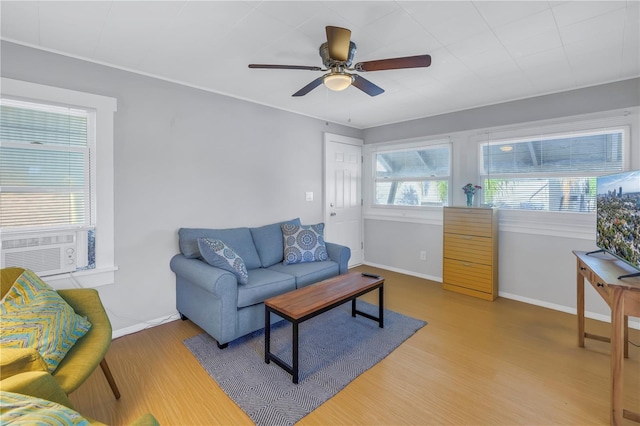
112;312;181;339
361;261;442;283
500;291;640;330
363;262;640;331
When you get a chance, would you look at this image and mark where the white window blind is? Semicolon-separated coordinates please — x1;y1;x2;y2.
480;128;626;212
0;98;94;230
374;143;450;206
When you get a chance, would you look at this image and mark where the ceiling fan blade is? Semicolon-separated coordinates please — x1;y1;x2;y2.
292;77;324;97
351;75;384;97
355;54;431;72
326;26;351;62
249;64;323;71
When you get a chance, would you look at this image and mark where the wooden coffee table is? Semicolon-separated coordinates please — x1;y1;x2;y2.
264;271;384;383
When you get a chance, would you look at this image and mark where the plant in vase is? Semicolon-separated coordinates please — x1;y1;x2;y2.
462;183;482;206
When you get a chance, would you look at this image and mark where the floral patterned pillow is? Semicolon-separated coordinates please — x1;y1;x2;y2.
282;223;328;265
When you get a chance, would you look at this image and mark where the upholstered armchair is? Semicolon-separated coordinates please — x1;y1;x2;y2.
0;267;120;399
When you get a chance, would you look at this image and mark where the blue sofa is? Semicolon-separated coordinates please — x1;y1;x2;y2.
170;219;351;348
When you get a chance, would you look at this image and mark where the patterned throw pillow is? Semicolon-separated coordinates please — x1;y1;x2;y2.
0;269;92;374
198;238;249;285
282;223;329;265
0;391;90;425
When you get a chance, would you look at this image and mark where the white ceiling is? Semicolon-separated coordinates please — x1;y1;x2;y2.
1;1;639;129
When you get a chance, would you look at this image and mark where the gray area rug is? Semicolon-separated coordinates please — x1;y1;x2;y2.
183;301;426;426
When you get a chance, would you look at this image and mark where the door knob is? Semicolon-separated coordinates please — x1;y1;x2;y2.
330;212;337;216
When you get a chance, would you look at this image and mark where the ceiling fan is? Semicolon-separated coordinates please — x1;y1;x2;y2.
248;26;431;97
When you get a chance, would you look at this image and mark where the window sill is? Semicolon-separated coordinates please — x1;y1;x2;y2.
364;205;442;225
43;266;118;289
364;207;595;240
498;210;594;239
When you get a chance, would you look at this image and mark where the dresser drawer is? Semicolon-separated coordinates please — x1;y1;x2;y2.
444;233;493;265
577;259;593;283
443;208;493;237
592;279;612;301
577;260;612;301
443;258;493;293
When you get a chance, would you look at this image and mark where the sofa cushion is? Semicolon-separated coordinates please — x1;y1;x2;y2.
268;260;340;288
237;269;296;308
179;227;262;270
198;238;249;285
282;223;329;265
250;218;301;268
0;269;92;374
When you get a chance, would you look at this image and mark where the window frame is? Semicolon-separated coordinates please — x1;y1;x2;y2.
1;98;94;232
364;138;451;225
468;110;637;239
1;78;117;287
478;125;629;213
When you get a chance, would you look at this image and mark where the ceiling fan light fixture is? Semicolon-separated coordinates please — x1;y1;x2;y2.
249;26;431;97
323;73;353;91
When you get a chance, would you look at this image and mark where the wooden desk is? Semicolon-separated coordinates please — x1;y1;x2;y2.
574;250;640;425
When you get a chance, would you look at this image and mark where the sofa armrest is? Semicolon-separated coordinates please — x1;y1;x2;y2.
1;371;75;409
325;242;351;274
54;288;112;394
129;413;160;426
0;348;48;381
170;254;239;298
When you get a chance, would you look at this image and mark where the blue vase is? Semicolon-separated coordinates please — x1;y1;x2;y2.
466;192;474;207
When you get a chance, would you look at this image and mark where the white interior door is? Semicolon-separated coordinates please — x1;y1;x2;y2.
324;133;363;267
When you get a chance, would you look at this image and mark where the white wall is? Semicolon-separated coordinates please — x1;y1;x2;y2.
3;40;639;334
362;80;640;327
1;41;362;335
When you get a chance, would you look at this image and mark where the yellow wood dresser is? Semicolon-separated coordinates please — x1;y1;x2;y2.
442;206;498;301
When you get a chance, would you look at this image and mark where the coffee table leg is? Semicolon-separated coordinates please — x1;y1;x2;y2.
351;283;384;327
265;307;271;364
292;321;299;384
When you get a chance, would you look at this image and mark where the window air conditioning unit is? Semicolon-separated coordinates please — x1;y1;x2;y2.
1;233;77;276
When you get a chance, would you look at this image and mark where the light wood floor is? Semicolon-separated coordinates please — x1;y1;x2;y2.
70;266;640;425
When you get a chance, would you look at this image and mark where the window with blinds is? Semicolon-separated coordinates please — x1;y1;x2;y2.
0;98;96;268
374;143;450;207
480;128;626;212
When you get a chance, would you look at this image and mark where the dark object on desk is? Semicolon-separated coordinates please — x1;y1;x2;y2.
595;170;640;279
361;272;381;279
